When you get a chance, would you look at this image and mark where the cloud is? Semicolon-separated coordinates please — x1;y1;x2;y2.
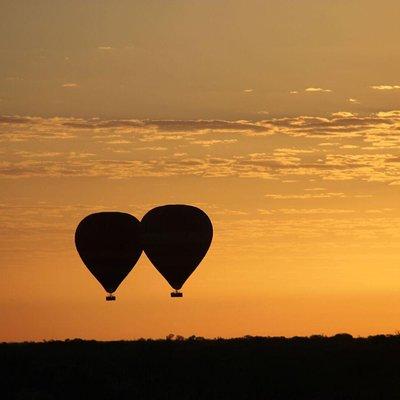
267;208;355;214
98;46;113;50
371;85;400;90
2;112;400;183
305;87;332;93
12;113;396;143
0;153;283;179
243;89;254;93
348;98;360;103
273;148;315;155
318;142;340;147
105;139;132;144
144;119;269;134
15;151;62;158
134;146;167;151
0;116;274;146
376;111;400;117
289;91;299;94
268;113;398;139
192;139;238;147
0;115;34;124
331;112;357;118
2;149;395;183
61;83;79;88
265;193;345;200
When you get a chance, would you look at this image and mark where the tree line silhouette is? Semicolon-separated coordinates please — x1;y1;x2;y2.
2;334;400;399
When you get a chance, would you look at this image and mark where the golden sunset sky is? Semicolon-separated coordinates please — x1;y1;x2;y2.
2;0;400;341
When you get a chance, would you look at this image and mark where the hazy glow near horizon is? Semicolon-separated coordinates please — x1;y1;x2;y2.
1;1;400;341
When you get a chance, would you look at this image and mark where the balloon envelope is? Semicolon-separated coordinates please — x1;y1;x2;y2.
141;205;213;291
75;212;142;294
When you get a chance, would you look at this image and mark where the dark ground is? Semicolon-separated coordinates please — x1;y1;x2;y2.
1;334;400;399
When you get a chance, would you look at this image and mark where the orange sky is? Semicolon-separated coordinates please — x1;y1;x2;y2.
1;1;400;341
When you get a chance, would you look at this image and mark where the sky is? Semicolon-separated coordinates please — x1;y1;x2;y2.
1;0;400;341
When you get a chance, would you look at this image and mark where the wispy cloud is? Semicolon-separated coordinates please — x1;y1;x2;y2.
305;87;332;93
261;208;355;214
1;150;398;183
2;112;400;183
192;139;238;147
331;112;356;118
61;83;79;88
265;193;345;200
135;146;167;151
371;85;400;90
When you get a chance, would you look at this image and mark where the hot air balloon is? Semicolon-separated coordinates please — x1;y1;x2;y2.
141;205;213;297
75;212;142;301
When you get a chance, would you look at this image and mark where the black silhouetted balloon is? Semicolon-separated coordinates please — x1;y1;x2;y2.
75;212;142;301
141;205;213;297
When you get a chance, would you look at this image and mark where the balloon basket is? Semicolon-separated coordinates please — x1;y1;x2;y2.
171;291;183;298
106;294;116;301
